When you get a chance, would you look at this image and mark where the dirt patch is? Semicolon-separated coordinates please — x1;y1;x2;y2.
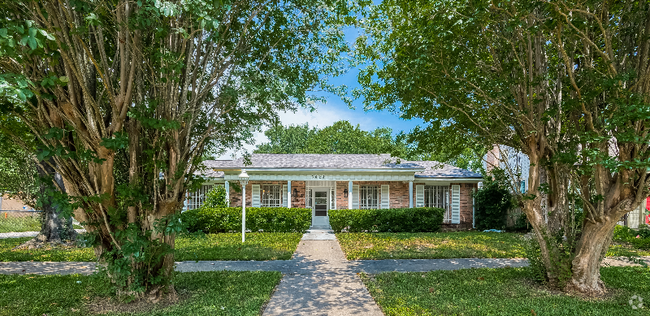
86;292;186;314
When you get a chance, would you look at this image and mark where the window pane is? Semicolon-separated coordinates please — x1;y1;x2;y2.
360;186;378;209
262;185;281;207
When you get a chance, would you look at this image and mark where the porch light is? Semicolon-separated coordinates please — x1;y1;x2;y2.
239;169;249;242
343;188;348;198
293;188;298;197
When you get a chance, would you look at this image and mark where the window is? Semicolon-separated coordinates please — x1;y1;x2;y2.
424;185;448;209
261;185;281;207
360;186;379;209
186;185;215;210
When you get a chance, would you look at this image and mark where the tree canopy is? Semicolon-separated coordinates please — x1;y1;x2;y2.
0;0;354;298
356;0;650;296
255;120;413;157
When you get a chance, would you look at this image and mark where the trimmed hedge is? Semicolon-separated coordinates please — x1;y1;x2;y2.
329;207;445;233
182;207;311;233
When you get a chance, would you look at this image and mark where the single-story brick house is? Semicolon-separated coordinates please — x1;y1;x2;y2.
189;154;482;230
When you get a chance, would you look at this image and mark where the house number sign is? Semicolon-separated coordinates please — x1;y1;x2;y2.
311;175;326;179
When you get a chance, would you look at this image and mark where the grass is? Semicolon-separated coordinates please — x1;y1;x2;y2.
337;232;650;260
607;243;650;258
336;232;526;260
361;267;650;316
0;216;41;233
0;270;281;316
174;232;302;261
0;232;302;262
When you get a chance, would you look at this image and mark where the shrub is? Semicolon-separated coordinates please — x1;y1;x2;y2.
613;225;650;249
474;169;516;231
329;207;444;233
182;207;311;233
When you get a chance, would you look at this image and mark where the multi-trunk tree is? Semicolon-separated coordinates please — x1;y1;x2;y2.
357;0;650;296
0;0;351;299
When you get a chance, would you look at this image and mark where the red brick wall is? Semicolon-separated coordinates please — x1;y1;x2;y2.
229;181;308;208
226;180;477;230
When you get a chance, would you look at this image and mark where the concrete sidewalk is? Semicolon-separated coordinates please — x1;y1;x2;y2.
262;229;383;316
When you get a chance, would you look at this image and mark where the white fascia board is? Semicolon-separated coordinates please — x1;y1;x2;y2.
414;177;483;183
215;168;425;173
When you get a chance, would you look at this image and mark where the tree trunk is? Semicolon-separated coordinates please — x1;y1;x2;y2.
565;219;618;296
14;160;76;250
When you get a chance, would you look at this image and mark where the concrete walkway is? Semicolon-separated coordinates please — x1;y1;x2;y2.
262;229;383;316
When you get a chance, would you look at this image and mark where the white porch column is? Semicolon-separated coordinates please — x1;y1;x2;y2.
224;181;230;206
409;181;413;208
287;180;292;208
348;180;353;209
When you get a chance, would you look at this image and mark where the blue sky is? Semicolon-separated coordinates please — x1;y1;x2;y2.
218;24;425;159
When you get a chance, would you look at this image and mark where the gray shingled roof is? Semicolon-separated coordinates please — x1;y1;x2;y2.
410;161;482;178
204;154;399;169
202;154;481;179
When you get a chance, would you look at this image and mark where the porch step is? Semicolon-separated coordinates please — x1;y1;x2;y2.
303;226;335;240
309;225;332;231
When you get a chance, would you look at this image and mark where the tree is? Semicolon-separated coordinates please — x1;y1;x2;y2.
357;0;650;296
0;120;76;247
255;120;413;157
0;0;351;299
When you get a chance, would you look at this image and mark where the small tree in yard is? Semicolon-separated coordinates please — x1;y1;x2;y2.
0;0;351;300
474;170;515;231
357;0;650;296
0;121;76;246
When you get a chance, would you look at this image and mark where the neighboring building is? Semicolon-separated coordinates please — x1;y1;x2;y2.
484;144;530;193
189;154;482;230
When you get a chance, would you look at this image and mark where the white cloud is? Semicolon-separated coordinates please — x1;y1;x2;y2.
214;103;375;160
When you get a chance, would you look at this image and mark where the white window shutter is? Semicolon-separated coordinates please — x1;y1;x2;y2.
451;185;461;224
352;185;359;209
282;185;288;207
381;185;390;209
252;184;261;207
416;185;425;207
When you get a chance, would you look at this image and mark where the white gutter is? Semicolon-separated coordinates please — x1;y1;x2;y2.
215;168;425;173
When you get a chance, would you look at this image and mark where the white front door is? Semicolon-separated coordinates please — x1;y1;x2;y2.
312;189;329;227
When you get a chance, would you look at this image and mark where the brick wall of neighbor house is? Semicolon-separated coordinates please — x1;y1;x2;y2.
228;181;307;208
441;183;477;231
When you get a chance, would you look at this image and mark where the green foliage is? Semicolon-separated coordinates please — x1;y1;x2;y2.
255;120;415;159
336;232;526;260
473;169;516;231
614;225;650;250
361;267;650;316
0;271;282;316
329;207;444;233
202;185;228;208
182;207;311;233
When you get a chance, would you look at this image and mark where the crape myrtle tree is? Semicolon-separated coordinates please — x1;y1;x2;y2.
356;0;650;296
0;0;353;299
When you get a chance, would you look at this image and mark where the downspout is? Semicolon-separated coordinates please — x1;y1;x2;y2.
472;187;476;229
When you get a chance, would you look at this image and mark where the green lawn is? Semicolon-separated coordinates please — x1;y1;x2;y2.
336;232;527;260
337;232;650;260
361;267;650;316
0;215;41;233
0;271;281;316
0;232;302;262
